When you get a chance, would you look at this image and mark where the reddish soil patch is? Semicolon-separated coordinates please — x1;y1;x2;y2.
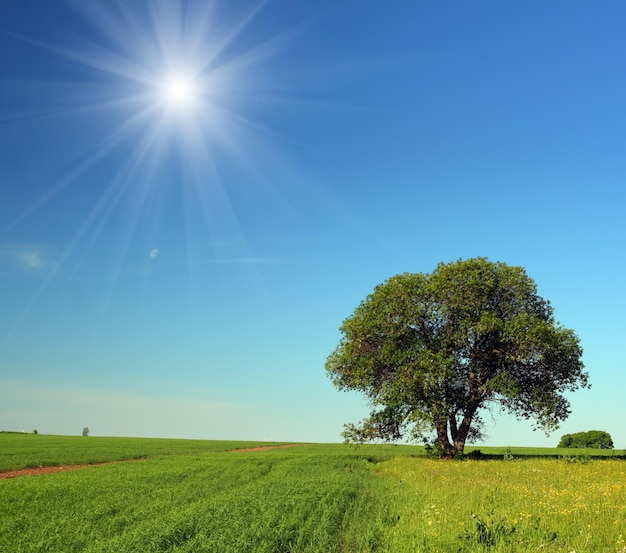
0;458;145;480
230;444;307;453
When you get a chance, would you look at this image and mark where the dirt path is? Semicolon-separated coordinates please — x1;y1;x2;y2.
230;444;307;453
1;444;307;479
0;459;145;479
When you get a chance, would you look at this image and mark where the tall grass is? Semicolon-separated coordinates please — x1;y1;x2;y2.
380;455;626;552
0;443;392;552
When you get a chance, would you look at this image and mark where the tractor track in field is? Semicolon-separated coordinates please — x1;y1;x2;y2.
229;443;307;452
0;458;146;479
1;445;307;478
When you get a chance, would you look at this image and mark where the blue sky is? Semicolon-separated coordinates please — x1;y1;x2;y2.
1;0;624;447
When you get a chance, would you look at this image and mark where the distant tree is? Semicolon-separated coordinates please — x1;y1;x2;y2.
558;433;573;447
326;258;589;458
82;427;90;437
558;430;613;449
32;429;38;435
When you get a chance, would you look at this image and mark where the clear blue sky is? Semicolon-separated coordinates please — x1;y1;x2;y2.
1;1;624;447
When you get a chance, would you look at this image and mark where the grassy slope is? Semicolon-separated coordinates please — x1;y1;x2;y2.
1;433;622;472
2;435;625;552
0;442;392;553
0;433;294;471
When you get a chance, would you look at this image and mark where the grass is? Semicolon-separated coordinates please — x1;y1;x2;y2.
0;433;288;471
464;444;625;459
379;455;626;552
2;434;626;552
0;438;395;553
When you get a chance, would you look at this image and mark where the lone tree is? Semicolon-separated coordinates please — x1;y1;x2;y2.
326;258;588;458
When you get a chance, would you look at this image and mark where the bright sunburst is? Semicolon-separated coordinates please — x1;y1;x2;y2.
1;0;303;328
12;0;299;163
161;73;198;109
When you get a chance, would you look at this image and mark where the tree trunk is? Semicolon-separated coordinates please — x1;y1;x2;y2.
435;424;455;458
450;402;480;458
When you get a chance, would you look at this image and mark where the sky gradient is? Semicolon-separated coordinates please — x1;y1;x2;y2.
1;1;625;448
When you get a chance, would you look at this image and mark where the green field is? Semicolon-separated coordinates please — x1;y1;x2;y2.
1;434;625;552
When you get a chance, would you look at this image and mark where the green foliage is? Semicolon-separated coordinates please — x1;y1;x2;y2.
557;430;614;449
502;447;515;461
82;427;89;437
326;257;588;458
423;442;446;458
558;453;592;464
462;449;485;460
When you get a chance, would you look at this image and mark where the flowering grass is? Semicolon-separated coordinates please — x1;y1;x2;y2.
379;455;626;552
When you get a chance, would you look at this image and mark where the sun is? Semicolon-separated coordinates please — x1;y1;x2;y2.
160;73;198;110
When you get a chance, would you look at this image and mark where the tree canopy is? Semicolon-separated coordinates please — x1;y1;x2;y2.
558;430;613;449
326;257;588;458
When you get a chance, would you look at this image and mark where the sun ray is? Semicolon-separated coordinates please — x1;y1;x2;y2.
1;0;312;341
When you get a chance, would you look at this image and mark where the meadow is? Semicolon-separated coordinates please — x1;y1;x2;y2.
1;433;625;552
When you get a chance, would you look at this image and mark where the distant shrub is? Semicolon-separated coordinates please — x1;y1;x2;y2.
558;430;613;449
82;427;90;437
559;453;592;464
462;449;485;460
424;443;445;458
32;429;38;435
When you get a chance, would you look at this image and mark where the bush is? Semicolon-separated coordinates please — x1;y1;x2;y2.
462;449;485;460
558;430;613;449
